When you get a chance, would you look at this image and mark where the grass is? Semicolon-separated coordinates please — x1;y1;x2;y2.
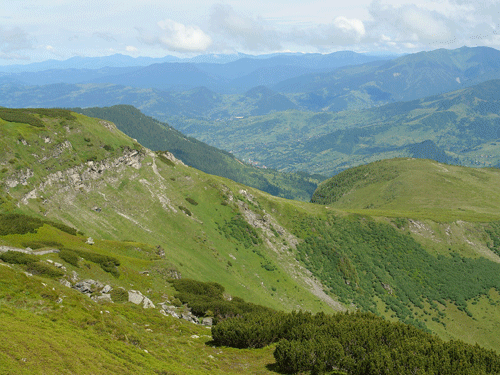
314;158;500;223
3;109;500;372
0;266;277;375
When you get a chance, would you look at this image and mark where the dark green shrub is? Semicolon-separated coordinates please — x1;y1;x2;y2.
0;213;79;236
45;221;79;236
0;214;43;235
218;215;261;248
0;108;44;127
103;144;114;151
170;279;272;322
0;251;37;264
59;249;79;267
27;262;64;278
171;279;225;298
72;249;120;277
185;197;198;206
178;206;191;216
22;240;62;250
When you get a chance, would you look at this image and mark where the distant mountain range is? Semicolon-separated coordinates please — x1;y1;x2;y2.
1;47;500;115
0;51;388;93
3;46;500;177
172;79;500;175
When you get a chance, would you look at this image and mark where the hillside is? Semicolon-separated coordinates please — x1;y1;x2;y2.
3;109;500;372
71;105;323;201
311;158;500;221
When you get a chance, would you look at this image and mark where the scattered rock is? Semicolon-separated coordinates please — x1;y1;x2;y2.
54;262;66;271
86;237;94;245
102;284;112;293
73;280;93;295
128;290;155;308
73;279;100;296
381;283;394;295
59;278;71;288
181;312;199;324
202;317;213;326
91;206;102;213
92;294;113;303
156;245;165;258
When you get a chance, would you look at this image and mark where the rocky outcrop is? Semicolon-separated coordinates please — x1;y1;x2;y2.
73;279;102;296
5;168;34;188
128;290;155;308
16;147;145;205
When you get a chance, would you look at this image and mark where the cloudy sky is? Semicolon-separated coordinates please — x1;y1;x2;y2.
1;0;500;63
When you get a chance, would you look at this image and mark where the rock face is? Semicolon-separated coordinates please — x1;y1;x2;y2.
15;147;145;205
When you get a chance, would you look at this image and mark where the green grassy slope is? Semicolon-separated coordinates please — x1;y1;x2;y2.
0;226;276;375
0;108;330;314
3;109;500;372
312;158;500;222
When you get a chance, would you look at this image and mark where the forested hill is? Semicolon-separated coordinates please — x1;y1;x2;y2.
72;105;324;201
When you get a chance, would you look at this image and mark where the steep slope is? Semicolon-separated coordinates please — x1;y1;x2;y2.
0;108;344;319
3;108;500;368
71;105;323;201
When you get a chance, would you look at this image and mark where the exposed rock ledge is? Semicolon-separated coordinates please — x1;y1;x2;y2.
17;148;145;205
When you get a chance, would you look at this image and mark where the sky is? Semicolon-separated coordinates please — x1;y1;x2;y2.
1;0;500;63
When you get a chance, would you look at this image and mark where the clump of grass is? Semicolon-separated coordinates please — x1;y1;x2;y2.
110;288;128;302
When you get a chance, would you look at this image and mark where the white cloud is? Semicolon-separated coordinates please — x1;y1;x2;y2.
404;42;418;49
156;19;212;52
126;45;138;52
333;17;366;38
